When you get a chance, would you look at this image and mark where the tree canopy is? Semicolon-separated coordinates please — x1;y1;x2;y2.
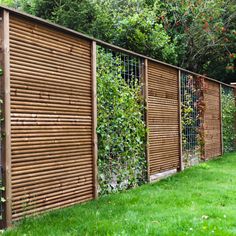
1;0;235;83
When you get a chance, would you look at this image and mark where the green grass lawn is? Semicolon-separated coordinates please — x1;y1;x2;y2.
4;152;236;236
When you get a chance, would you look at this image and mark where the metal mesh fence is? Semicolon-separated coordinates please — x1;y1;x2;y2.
221;85;236;153
97;46;144;87
181;72;201;167
96;45;146;194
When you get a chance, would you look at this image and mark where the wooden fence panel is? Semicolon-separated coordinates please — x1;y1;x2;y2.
9;14;94;220
147;61;180;176
204;80;221;159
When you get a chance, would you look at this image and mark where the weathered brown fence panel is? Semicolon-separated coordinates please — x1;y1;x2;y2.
9;15;94;220
204;80;221;159
147;61;180;176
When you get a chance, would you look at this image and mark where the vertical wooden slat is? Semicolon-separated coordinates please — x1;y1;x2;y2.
144;59;150;181
2;10;12;228
92;41;98;198
0;9;5;229
178;70;183;171
235;86;236;149
219;84;223;155
230;84;236;148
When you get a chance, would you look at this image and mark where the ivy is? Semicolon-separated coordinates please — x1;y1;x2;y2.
222;88;236;152
97;48;147;195
181;74;207;166
195;76;207;160
181;74;201;167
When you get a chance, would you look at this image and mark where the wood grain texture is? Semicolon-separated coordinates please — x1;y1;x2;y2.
9;14;93;220
178;70;183;171
91;41;98;198
144;59;150;181
204;80;221;159
147;61;180;175
1;9;12;228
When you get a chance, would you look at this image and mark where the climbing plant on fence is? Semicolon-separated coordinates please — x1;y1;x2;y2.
222;86;236;152
195;76;207;160
181;73;207;166
96;47;146;195
181;73;200;167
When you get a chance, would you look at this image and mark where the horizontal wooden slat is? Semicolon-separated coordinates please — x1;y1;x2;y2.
204;80;221;159
148;61;180;175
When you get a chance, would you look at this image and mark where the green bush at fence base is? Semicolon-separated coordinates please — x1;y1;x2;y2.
96;48;147;195
222;88;236;152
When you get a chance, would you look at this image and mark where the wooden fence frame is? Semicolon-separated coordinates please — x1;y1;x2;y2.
178;70;183;171
0;5;234;228
1;9;12;228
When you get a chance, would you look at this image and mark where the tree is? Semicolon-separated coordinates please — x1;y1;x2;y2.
151;0;236;83
7;0;236;82
15;0;177;63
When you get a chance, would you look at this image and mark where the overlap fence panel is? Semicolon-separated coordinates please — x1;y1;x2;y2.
147;61;180;176
204;80;222;159
9;14;94;220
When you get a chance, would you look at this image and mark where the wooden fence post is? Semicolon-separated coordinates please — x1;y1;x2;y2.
1;10;12;228
178;70;183;171
92;41;98;199
219;84;223;155
234;86;236;149
230;83;236;148
144;59;150;181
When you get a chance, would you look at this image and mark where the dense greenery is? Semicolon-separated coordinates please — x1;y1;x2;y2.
181;74;201;167
4;152;236;235
97;48;146;195
222;87;236;152
1;0;235;83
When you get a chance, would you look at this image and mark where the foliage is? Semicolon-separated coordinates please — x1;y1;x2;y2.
181;74;200;167
181;74;207;164
194;76;207;159
0;0;13;6
153;0;236;83
13;0;177;63
96;48;146;195
10;0;235;83
222;87;236;152
4;152;236;235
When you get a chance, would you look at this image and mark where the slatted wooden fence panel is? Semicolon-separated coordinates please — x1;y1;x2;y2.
147;61;180;175
204;80;221;159
9;14;94;220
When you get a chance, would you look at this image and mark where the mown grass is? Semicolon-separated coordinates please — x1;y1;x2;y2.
4;152;236;236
